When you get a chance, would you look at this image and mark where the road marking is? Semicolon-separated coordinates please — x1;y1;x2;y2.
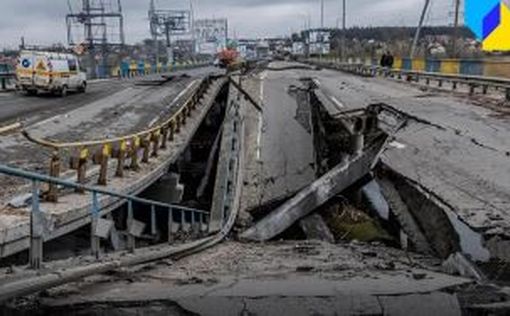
330;95;345;109
389;141;406;149
176;80;198;102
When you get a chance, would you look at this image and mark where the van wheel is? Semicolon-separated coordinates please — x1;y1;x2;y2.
60;86;68;97
26;89;37;96
78;82;87;93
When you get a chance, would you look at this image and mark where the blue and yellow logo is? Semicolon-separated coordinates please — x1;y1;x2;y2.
466;0;510;51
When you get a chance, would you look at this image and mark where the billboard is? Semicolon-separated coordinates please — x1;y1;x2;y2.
307;30;331;55
195;19;228;55
150;10;191;37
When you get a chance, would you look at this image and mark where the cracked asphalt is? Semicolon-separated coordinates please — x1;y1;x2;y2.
310;64;510;239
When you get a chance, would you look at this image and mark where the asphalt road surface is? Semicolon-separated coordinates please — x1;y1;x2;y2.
0;67;219;126
257;67;316;206
0;66;220;202
309;64;510;241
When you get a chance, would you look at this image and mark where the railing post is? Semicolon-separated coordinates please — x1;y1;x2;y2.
130;137;140;171
181;111;187;126
151;131;160;157
30;180;43;269
141;136;150;163
168;207;174;243
115;141;127;178
175;116;181;133
168;123;175;141
469;84;475;95
151;205;157;236
76;147;88;193
47;151;61;202
91;191;100;259
199;212;205;235
181;209;186;233
161;127;168;149
127;200;135;253
98;145;110;186
191;211;198;238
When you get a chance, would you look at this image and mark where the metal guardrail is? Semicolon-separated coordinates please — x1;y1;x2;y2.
23;76;217;202
0;164;209;270
311;61;510;101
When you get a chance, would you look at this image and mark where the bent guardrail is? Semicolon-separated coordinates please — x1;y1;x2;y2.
0;164;209;270
22;76;217;202
310;60;510;102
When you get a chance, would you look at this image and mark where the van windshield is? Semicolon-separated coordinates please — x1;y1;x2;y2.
68;59;77;72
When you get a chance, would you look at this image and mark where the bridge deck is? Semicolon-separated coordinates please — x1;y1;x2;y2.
0;73;226;258
239;61;510;243
312;64;510;239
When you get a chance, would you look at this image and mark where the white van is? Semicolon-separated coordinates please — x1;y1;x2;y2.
16;50;87;96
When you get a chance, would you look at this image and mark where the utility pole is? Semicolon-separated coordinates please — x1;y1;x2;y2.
190;0;196;54
319;0;325;61
342;0;346;61
410;0;431;59
66;0;125;78
452;0;461;58
149;2;192;65
150;0;159;66
321;0;324;28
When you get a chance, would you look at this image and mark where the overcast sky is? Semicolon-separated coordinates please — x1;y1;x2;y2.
0;0;455;49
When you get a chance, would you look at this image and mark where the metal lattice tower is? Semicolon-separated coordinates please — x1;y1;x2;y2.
66;0;125;77
149;0;192;64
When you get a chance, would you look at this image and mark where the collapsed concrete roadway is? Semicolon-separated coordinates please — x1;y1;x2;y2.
1;62;510;315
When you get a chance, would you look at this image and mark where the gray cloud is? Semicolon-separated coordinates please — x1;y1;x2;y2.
0;0;454;49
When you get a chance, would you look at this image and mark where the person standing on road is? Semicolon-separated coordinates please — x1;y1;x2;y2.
386;51;394;68
380;52;388;68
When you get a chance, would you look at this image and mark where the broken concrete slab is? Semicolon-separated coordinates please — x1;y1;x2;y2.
241;136;388;242
377;177;433;255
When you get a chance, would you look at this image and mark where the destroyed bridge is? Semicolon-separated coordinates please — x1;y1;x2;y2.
0;61;509;314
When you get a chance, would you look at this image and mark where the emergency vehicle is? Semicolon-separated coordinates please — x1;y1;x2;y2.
16;50;87;96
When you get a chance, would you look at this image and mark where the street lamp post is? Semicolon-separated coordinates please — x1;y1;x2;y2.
341;0;346;62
